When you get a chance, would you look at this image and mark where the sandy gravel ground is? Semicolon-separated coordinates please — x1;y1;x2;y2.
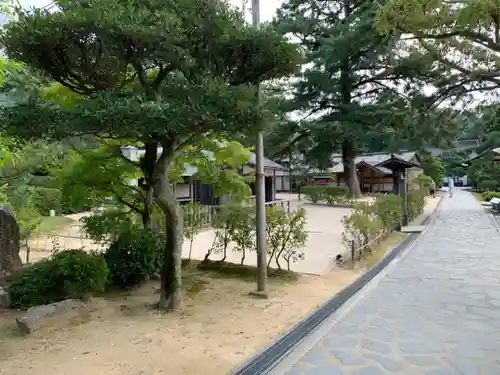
0;270;360;375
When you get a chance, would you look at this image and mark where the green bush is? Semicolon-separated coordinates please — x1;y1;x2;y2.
407;190;426;221
8;249;109;309
323;186;349;204
482;191;500;201
371;194;402;231
104;228;164;289
301;185;348;204
34;187;62;215
478;180;499;193
301;185;324;203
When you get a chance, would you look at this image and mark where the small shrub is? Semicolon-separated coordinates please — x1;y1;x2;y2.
371;194;401;231
228;205;255;265
478;179;499;192
104;229;163;289
482;191;500;201
205;205;239;262
8;249;108;309
183;202;208;261
34;187;62;215
407;190;426;221
82;210;136;243
266;206;308;270
341;205;381;259
323;186;349;204
301;185;324;203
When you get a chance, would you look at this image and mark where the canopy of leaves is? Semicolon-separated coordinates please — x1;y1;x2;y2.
375;0;500;104
0;0;301;144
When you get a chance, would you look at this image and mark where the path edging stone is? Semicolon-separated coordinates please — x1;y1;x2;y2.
230;196;446;375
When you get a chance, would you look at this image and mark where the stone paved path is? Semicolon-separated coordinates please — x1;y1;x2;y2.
280;189;500;375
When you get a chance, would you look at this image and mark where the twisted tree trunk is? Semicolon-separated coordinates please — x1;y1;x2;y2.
153;144;183;312
342;140;362;199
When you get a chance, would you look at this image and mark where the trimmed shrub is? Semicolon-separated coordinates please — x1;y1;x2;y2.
8;249;109;309
407;190;426;221
104;229;164;289
371;194;401;231
301;185;323;203
323;186;349;204
301;185;349;204
482;191;500;201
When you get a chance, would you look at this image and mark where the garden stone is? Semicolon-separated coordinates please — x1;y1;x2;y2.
0;207;22;275
15;299;90;334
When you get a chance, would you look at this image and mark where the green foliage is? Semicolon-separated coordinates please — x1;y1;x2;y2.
301;185;323;203
266;206;308;271
301;185;349;204
323;186;350;204
228;205;255;265
370;194;402;231
104;229;164;289
341;206;380;255
8;249;108;309
209;205;239;261
482;191;500;201
375;0;500;107
421;155;445;185
33;187;62;214
468;156;500;192
183;202;208;260
407;190;426;221
341;191;424;259
81;210;136;243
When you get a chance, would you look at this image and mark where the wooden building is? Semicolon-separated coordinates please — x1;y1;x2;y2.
121;146;287;205
311;151;423;194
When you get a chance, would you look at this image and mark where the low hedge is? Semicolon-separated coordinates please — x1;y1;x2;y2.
301;185;349;204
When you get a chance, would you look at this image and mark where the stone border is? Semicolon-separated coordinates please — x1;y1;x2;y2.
230;196;446;375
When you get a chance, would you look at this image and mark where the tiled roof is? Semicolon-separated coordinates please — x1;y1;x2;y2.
329;151;420;174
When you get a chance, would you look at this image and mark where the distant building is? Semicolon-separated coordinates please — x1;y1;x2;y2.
310;151;423;194
121;146;288;205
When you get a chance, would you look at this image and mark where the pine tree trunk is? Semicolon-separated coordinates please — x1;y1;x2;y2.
342;140;362;199
153;149;183;313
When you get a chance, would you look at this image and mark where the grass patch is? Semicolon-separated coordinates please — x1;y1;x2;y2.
195;259;299;283
36;216;73;234
472;192;484;201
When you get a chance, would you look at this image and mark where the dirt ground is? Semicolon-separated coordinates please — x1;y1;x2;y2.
0;268;360;375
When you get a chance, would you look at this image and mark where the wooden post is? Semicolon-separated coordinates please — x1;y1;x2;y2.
400;169;408;227
351;240;356;264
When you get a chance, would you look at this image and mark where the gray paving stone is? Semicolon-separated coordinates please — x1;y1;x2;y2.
274;191;500;375
303;364;343;375
363;353;404;372
327;349;366;366
404;355;440;366
398;341;442;355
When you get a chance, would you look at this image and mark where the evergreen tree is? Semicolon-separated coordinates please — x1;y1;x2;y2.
274;0;452;197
